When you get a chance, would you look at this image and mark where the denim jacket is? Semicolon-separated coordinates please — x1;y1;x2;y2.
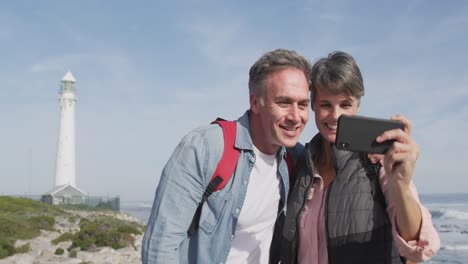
142;111;291;264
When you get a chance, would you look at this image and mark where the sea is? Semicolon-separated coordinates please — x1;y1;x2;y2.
121;193;468;264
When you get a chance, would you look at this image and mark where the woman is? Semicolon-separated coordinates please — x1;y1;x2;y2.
272;51;440;264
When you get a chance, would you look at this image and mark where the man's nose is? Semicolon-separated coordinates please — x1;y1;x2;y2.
287;105;300;123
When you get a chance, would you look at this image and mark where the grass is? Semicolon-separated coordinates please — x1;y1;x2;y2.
0;196;63;219
0;196;143;259
0;196;64;259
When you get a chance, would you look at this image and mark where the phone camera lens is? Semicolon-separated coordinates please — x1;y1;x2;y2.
339;142;349;149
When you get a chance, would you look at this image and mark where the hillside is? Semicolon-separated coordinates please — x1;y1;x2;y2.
0;196;144;264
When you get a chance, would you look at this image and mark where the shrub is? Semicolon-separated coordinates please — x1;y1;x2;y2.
52;232;75;245
0;217;25;238
27;215;55;231
117;224;141;235
95;201;115;210
15;243;30;254
60;204;96;211
70;217;143;250
55;247;65;255
72;234;95;251
0;216;39;241
0;238;29;259
69;248;78;258
0;238;15;259
68;215;78;224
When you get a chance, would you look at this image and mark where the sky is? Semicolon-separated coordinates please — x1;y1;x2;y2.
1;0;467;201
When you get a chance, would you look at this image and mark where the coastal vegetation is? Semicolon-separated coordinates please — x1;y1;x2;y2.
0;196;61;258
0;196;144;261
58;216;142;251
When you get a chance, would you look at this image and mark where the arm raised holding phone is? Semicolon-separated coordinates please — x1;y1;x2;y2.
337;113;424;241
336;112;424;243
375;114;423;242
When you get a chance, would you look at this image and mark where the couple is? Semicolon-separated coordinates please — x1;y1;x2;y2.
141;49;440;264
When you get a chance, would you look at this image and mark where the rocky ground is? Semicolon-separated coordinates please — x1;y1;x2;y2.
0;210;144;264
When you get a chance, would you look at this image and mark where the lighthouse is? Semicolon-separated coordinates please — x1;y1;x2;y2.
41;70;118;210
55;71;77;187
42;71;87;205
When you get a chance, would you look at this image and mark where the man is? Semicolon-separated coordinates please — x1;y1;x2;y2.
142;49;312;263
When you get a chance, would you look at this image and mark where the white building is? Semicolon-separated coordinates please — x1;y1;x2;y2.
43;71;86;205
55;71;77;187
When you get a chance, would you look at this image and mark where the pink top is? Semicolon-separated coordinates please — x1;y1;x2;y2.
298;169;440;264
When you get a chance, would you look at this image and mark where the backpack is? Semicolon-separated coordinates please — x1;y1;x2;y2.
359;152;387;211
187;119;294;236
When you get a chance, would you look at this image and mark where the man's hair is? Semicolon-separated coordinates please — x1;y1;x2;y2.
249;49;312;96
310;51;364;108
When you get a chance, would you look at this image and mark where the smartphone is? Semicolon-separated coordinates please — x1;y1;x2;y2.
335;115;404;154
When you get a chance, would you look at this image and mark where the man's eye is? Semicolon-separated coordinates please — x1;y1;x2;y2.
278;102;289;107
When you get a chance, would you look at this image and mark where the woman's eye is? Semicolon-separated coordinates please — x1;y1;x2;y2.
342;104;352;108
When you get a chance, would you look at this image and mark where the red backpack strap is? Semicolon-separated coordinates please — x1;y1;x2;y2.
188;118;239;236
210;119;240;191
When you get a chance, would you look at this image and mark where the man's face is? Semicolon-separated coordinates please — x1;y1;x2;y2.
250;68;310;154
313;87;359;143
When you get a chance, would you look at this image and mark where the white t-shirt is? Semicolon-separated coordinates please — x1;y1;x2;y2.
226;146;281;264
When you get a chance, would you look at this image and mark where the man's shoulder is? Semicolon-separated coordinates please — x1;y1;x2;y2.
179;117;250;153
175;122;225;154
188;122;225;140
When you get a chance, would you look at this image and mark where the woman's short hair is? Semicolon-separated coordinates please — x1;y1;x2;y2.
310;51;364;108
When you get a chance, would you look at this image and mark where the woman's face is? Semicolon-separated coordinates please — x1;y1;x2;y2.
313;87;360;143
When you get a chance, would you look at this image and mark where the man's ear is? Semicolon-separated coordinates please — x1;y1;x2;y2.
250;92;260;114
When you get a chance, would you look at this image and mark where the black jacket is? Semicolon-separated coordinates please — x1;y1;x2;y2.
271;134;404;264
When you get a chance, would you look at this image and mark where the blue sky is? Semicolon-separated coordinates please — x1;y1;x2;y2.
1;0;467;201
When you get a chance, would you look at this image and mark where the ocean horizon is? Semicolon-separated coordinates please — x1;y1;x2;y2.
121;193;468;264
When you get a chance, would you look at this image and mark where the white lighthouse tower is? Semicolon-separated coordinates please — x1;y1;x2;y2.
42;71;87;205
55;71;77;187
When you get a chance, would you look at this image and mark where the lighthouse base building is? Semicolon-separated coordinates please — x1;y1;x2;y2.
41;185;87;205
